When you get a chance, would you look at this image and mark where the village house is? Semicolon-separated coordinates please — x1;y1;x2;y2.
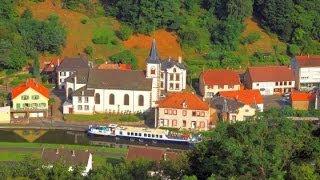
146;39;187;95
41;148;92;176
41;58;61;84
211;96;256;122
126;146;177;162
291;55;320;91
11;79;50;119
290;91;315;110
244;66;295;95
199;70;241;98
0;106;10;123
56;56;90;89
156;92;211;131
212;90;264;122
63;69;153;115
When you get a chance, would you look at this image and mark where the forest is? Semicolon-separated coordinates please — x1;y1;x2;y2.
0;110;319;179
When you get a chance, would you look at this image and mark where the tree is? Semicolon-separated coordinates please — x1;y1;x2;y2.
109;50;138;69
116;24;133;40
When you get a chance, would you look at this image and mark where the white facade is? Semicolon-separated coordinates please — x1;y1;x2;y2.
57;70;75;89
146;63;161;106
292;65;320;91
71;89;152;114
251;81;295;95
161;64;187;92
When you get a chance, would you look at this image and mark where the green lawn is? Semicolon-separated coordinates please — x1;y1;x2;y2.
64;113;143;123
0;151;39;161
0;142;128;154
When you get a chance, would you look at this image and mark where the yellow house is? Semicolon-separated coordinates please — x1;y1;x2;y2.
11;79;50;118
0;106;10;123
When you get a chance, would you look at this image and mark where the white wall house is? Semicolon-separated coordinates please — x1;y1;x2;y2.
146;39;187;99
199;70;241;98
291;55;320;91
64;69;153;114
244;66;295;95
56;57;90;89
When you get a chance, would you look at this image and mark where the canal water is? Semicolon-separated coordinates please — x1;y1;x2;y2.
0;129;190;150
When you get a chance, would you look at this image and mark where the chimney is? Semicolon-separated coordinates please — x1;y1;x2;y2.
56;148;59;155
72;150;75;157
178;56;182;63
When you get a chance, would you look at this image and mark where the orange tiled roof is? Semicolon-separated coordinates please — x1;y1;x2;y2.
295;55;320;67
247;66;295;82
158;92;209;110
201;70;241;86
291;91;315;101
219;90;263;105
11;79;50;99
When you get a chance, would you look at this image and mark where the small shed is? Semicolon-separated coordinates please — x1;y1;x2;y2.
0;106;10;123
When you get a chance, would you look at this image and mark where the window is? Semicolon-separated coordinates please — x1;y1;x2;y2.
40;103;46;108
280;82;283;86
109;94;115;105
173;110;177;115
231;115;236;122
218;85;224;89
139;133;141;136
124;94;129;105
78;105;82;110
152;134;155;138
151;67;155;75
16;103;20;109
31;95;39;100
159;135;162;138
176;74;180;81
138;95;144;106
160;81;164;88
182;110;187;116
127;132;130;135
173;68;176;73
148;134;151;137
200;122;205;128
21;95;29;100
60;72;66;76
196;111;200;116
201;112;205;117
144;133;147;137
67;88;73;100
284;81;287;85
172;120;177;127
95;93;100;104
32;103;37;107
256;83;259;87
78;97;82;103
192;111;196;116
183;120;186;127
160;73;164;79
289;81;292;85
228;85;234;89
276;82;279;86
84;105;89;110
170;74;174;80
245;109;249;112
85;97;89;103
175;83;180;89
169;83;173;89
164;109;168;114
135;133;137;136
168;109;172;115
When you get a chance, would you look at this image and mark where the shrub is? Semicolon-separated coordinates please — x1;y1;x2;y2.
250;52;277;66
84;46;94;56
288;44;301;56
92;27;116;45
81;17;88;24
241;32;261;45
116;24;133;40
109;50;138;69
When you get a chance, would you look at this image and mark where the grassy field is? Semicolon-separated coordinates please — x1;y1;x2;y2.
64;113;144;123
0;142;127;166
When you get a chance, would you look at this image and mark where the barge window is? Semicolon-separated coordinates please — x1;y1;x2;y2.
120;131;122;135
144;133;147;137
159;135;163;138
127;132;130;135
152;134;155;137
131;132;134;136
139;133;141;136
134;133;137;136
148;134;151;137
156;135;158;138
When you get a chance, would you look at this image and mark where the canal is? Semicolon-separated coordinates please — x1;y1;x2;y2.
0;129;190;150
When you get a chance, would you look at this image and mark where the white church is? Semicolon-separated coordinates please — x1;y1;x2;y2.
61;40;187;115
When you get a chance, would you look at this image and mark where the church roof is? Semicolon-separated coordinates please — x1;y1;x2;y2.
161;59;186;70
147;39;161;64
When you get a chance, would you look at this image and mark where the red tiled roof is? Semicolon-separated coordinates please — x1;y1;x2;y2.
247;66;295;82
42;58;62;72
291;91;315;101
201;70;240;86
98;63;132;71
295;55;320;67
126;147;177;162
11;79;50;99
219;90;264;105
158;92;209;110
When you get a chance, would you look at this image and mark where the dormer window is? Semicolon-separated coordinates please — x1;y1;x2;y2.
173;68;176;72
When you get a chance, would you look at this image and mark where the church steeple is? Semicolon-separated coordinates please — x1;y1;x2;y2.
147;39;161;64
